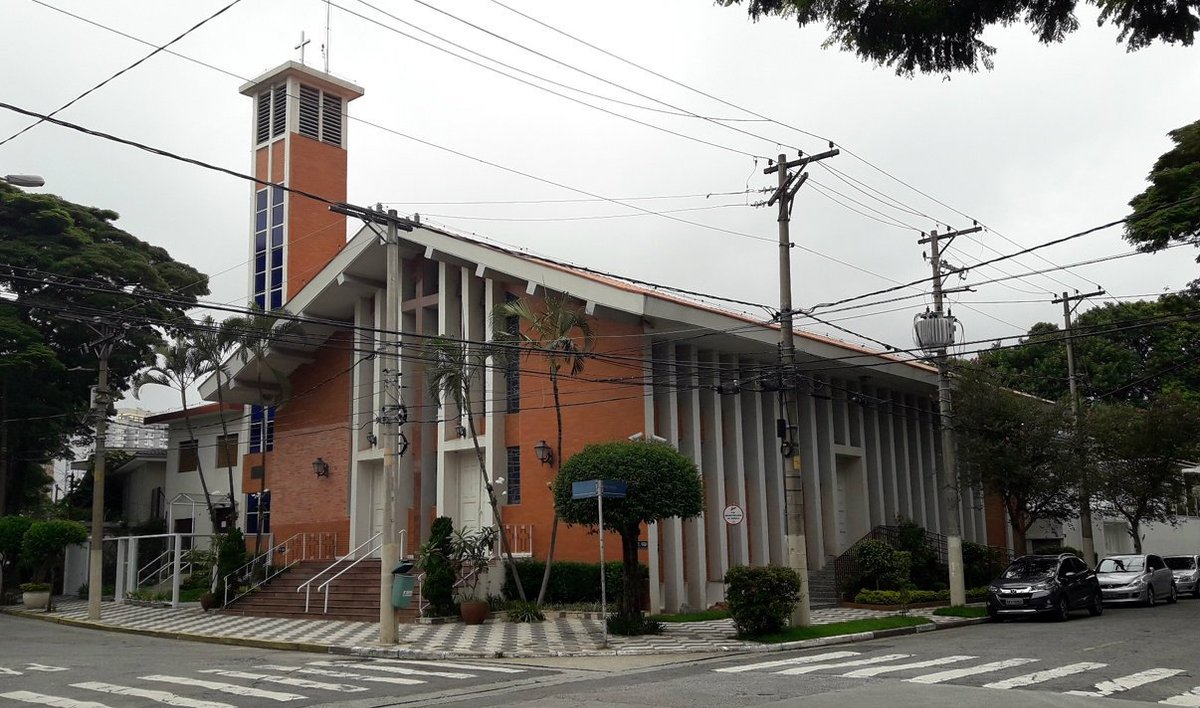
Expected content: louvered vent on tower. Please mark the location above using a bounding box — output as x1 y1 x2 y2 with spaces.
270 84 286 138
255 92 271 144
321 93 343 146
298 85 321 139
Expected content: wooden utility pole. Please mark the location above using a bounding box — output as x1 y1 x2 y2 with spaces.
763 148 837 627
85 325 121 621
1054 289 1104 566
918 226 980 607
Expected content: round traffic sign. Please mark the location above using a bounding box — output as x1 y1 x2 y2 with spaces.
722 504 744 525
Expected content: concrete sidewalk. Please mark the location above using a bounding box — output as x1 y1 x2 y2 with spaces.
1 599 979 659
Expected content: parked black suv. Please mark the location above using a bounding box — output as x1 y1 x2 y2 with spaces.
986 554 1103 622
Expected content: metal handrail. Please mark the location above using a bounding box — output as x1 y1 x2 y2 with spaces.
136 549 173 587
313 530 407 614
222 531 297 606
299 531 380 612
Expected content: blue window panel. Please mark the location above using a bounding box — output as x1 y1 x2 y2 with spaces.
254 292 265 309
255 253 267 273
255 232 266 252
255 189 268 211
249 405 263 452
254 273 266 294
271 226 283 247
506 446 521 505
255 211 267 232
264 407 276 451
270 289 282 310
271 187 284 207
271 204 284 226
270 248 283 268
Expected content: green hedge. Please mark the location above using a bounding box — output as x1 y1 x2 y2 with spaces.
853 586 989 605
500 559 645 604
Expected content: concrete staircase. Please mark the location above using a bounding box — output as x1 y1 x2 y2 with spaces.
221 559 421 623
808 567 840 609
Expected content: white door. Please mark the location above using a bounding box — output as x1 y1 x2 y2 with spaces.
457 454 481 530
371 467 385 543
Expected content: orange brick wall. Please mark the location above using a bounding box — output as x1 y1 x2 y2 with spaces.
242 331 354 554
287 136 348 298
496 293 650 566
985 491 1009 552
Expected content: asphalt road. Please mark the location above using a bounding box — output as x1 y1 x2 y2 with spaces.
4 598 1199 707
0 615 558 707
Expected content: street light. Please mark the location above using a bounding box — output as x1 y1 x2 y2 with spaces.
2 174 45 187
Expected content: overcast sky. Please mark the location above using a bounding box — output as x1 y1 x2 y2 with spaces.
3 0 1198 414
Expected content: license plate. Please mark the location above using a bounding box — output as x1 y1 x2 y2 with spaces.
1002 598 1024 606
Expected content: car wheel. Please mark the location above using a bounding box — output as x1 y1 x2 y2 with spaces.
1088 592 1103 617
1193 582 1200 600
987 611 1003 623
1055 596 1070 621
1168 583 1178 604
1145 585 1157 607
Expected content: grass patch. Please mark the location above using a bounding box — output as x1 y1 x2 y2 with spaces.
651 609 731 623
932 605 988 618
752 615 932 643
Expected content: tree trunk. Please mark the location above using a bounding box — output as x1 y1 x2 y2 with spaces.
1130 520 1143 553
464 387 526 601
181 391 217 526
0 377 8 516
213 369 238 523
536 365 564 607
621 524 641 617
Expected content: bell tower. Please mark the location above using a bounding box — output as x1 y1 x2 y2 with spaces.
239 61 364 307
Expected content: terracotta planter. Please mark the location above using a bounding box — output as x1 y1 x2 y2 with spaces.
459 600 489 625
199 593 219 612
22 591 50 610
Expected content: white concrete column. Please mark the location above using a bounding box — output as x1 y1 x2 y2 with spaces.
740 376 769 565
698 352 728 592
718 359 747 571
643 339 662 613
676 345 707 610
815 380 838 562
799 386 825 567
654 342 685 612
920 397 940 533
862 384 887 528
761 391 786 565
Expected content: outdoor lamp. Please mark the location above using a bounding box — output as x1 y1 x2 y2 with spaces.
312 457 330 478
2 174 44 187
533 439 553 466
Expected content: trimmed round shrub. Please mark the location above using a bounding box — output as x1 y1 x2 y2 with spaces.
724 565 802 637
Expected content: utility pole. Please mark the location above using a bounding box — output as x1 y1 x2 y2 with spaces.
332 203 415 644
764 148 837 627
85 326 121 621
917 226 979 607
1054 289 1104 567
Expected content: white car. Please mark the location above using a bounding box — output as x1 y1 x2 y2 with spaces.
1164 554 1200 598
1096 554 1177 606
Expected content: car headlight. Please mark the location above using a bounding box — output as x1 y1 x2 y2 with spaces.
1029 581 1053 598
988 585 1000 593
1125 576 1147 588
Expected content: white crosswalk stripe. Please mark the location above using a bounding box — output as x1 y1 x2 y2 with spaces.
307 660 475 680
197 669 367 693
256 664 425 686
1161 686 1200 707
842 655 977 678
982 662 1107 690
140 675 305 702
777 654 913 676
906 658 1040 685
369 659 526 674
0 692 112 708
72 682 235 708
1065 668 1186 698
713 651 861 674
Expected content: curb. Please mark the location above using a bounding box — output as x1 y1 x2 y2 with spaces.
1 606 985 659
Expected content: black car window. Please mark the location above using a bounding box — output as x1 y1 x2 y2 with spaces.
1149 556 1163 571
1003 558 1058 579
1165 557 1197 570
1098 557 1144 572
1067 557 1087 573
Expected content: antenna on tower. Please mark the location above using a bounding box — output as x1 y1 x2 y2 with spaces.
323 0 332 72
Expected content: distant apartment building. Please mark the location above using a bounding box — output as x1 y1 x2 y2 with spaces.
104 408 169 450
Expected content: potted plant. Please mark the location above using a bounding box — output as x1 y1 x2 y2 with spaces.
451 526 496 625
20 582 51 610
19 519 87 613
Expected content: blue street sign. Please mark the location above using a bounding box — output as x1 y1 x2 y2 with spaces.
571 479 628 499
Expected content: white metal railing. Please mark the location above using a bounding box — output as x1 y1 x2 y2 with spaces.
299 530 407 614
223 531 337 606
111 533 215 608
500 523 533 558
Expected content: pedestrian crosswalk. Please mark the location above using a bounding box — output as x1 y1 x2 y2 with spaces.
0 658 528 707
714 650 1200 705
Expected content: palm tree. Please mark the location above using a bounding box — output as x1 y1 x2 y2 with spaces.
136 338 217 526
192 315 238 526
491 291 595 606
425 336 527 601
220 303 305 555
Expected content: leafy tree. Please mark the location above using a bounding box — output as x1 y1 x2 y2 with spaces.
424 337 526 601
219 303 304 555
0 183 208 515
20 518 87 610
0 515 33 591
1084 395 1200 552
1125 120 1200 260
720 0 1199 75
977 291 1200 406
954 363 1078 553
136 339 217 525
492 292 595 606
552 439 703 618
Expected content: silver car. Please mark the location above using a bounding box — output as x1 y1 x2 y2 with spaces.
1165 555 1200 598
1096 554 1177 606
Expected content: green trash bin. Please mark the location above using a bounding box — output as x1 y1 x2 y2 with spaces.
391 560 416 609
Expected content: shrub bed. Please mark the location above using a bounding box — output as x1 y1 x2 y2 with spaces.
501 559 645 604
852 586 989 605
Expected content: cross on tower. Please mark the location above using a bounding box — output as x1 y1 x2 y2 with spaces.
295 31 311 65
